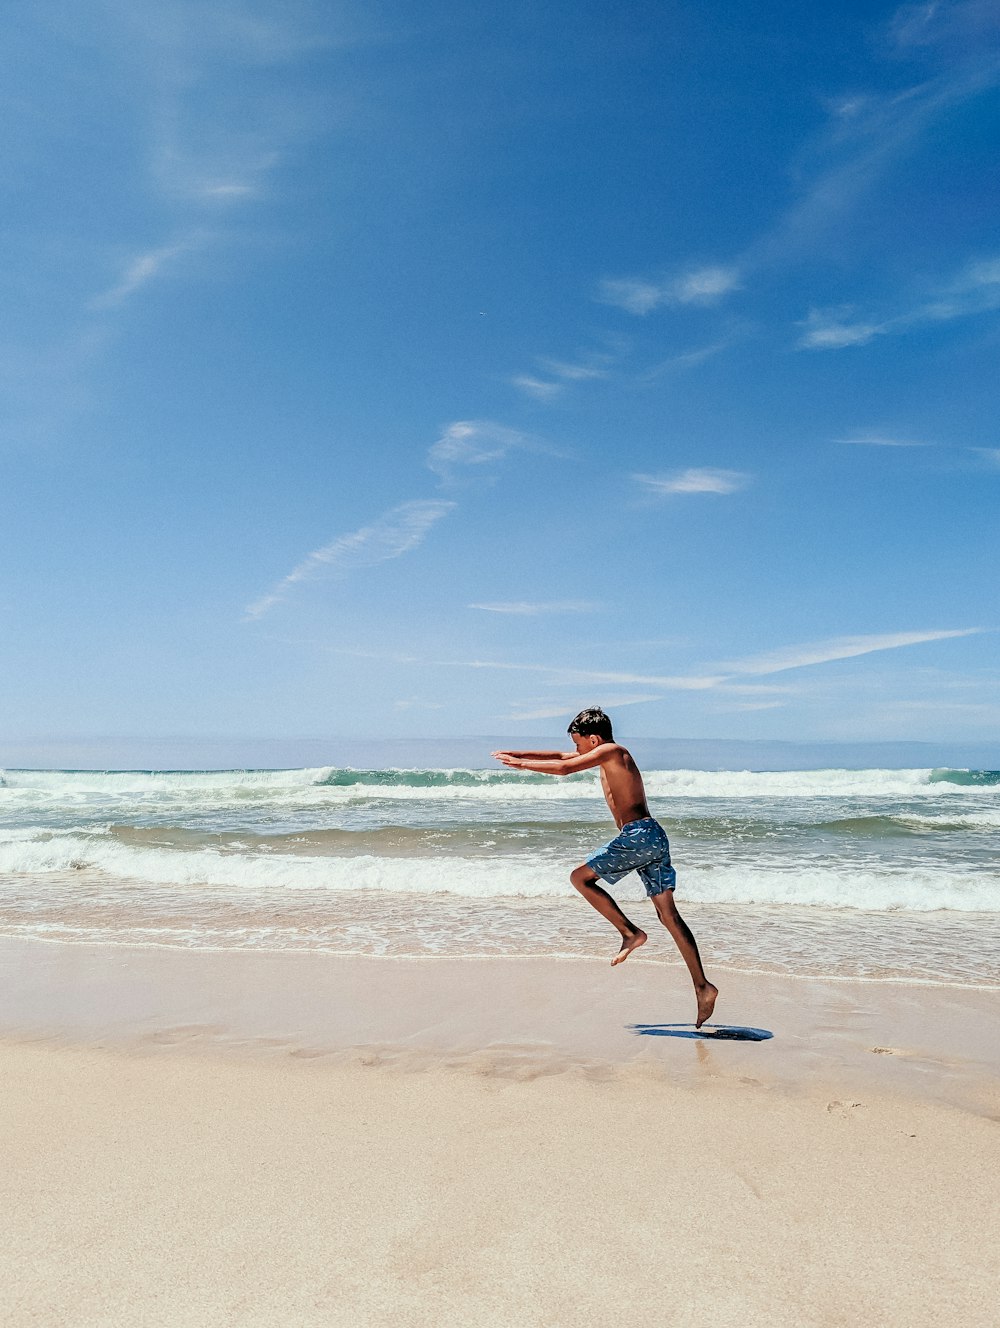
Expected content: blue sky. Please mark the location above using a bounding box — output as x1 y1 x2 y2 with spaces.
2 0 999 748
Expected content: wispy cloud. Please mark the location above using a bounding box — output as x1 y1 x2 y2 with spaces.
310 625 983 703
245 499 455 619
673 266 742 303
249 417 542 617
6 3 339 446
469 600 602 616
572 4 999 376
799 311 887 349
90 239 196 309
465 628 984 688
836 431 932 447
597 265 741 315
633 468 751 496
426 420 530 480
640 336 736 380
720 628 983 676
510 375 563 401
752 5 1000 269
800 253 1000 349
511 352 613 401
322 648 727 692
506 694 659 721
101 2 332 206
889 0 1000 58
710 700 787 713
538 357 610 381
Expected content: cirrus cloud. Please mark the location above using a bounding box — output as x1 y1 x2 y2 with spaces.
633 468 751 496
245 499 455 619
469 600 602 616
426 419 531 480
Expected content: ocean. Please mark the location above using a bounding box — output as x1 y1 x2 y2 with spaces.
2 765 998 987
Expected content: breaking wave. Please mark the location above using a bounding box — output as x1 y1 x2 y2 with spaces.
2 765 998 802
1 831 997 912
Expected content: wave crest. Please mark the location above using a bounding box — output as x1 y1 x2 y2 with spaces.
2 765 998 801
2 834 998 912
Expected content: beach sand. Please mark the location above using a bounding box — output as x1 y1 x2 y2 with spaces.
2 937 998 1326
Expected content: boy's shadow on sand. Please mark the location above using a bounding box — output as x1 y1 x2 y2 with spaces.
630 1023 773 1042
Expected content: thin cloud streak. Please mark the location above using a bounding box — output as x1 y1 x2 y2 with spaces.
721 629 983 676
799 252 1000 349
248 416 539 618
634 469 751 496
511 353 613 402
90 239 195 308
320 647 727 691
460 660 726 690
469 601 602 616
507 694 659 721
837 432 932 447
314 626 984 694
640 337 735 380
510 376 562 401
245 499 455 619
710 700 787 713
538 357 610 381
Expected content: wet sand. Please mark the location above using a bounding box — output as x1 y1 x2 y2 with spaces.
1 936 998 1325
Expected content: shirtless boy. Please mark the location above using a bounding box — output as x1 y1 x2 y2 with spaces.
493 706 718 1028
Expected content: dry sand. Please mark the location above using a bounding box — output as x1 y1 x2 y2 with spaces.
1 937 998 1326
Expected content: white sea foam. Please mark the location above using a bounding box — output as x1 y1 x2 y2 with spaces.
896 810 1000 831
0 767 336 795
2 833 998 912
1 765 995 803
0 835 566 897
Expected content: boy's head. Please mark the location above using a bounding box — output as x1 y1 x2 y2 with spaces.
567 706 614 750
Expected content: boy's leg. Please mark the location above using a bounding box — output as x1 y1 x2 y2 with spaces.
570 864 647 965
651 890 718 1027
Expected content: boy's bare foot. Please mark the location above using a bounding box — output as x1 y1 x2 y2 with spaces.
612 930 647 965
695 982 718 1028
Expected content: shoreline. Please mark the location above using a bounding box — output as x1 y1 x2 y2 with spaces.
2 934 998 1113
6 925 1000 991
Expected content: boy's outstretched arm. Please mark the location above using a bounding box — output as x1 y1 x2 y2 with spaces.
491 749 569 760
495 746 620 776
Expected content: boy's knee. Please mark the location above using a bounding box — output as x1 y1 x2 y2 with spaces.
570 865 596 890
653 892 679 923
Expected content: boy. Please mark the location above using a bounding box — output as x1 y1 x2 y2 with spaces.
493 707 718 1028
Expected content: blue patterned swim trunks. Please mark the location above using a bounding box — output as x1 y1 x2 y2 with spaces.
586 816 676 897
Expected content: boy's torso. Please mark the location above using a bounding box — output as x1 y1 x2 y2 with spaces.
599 746 652 828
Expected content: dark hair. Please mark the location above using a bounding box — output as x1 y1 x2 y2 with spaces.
567 706 614 742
